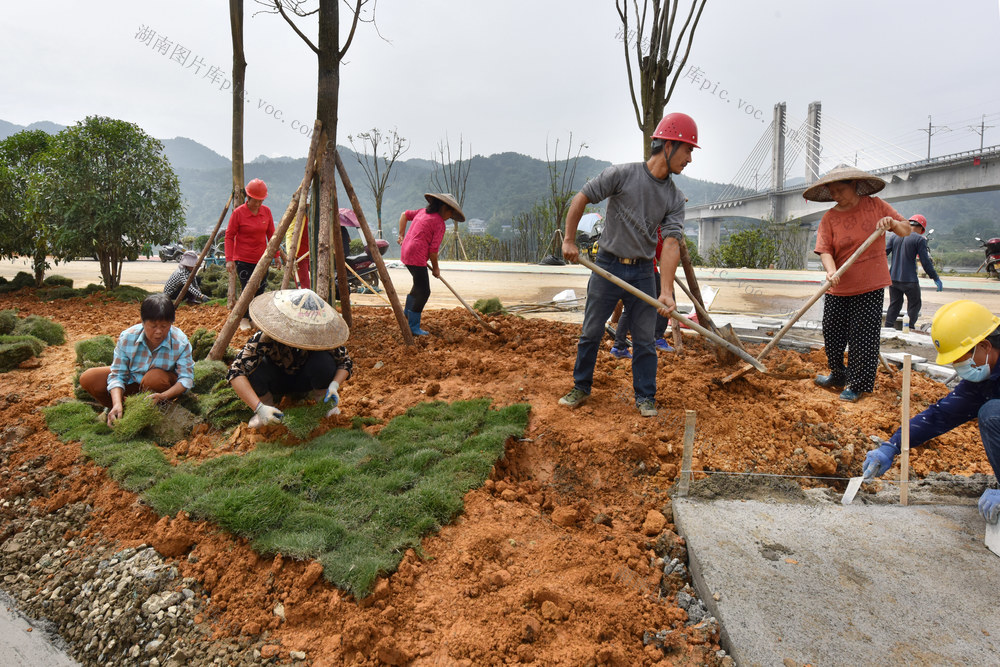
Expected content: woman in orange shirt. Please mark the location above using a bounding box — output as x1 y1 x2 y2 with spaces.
805 166 910 402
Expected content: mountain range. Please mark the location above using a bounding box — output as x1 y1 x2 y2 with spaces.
3 120 998 246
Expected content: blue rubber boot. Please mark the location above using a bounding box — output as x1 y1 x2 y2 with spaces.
406 308 429 336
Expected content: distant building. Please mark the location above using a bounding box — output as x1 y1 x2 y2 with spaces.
467 218 487 235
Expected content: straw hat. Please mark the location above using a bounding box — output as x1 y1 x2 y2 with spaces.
248 289 349 350
424 192 466 222
179 251 198 269
802 165 886 202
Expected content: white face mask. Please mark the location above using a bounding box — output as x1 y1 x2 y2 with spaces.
954 344 992 382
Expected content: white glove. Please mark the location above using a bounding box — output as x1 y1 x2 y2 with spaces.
254 403 284 425
324 380 340 405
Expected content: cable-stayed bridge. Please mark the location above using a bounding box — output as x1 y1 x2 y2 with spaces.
686 102 1000 256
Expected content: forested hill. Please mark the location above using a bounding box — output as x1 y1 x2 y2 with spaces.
171 148 734 237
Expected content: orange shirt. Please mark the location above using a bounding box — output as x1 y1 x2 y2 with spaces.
814 196 902 296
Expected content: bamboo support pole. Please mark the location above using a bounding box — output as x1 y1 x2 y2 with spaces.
900 354 912 506
208 120 323 361
281 184 312 290
677 410 697 497
334 151 413 345
345 263 391 305
174 193 232 307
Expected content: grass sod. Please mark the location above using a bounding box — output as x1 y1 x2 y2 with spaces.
13 314 65 345
75 335 115 366
44 397 529 597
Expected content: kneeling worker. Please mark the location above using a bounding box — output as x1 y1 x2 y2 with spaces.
80 293 194 425
227 289 353 428
163 251 210 304
863 300 1000 523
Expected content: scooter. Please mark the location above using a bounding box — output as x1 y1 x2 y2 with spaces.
158 242 186 263
337 239 389 293
975 237 1000 280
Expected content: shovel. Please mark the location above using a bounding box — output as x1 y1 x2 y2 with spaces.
841 475 865 505
575 255 766 372
721 227 887 384
432 266 503 338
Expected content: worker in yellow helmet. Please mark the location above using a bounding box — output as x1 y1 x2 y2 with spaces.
862 300 1000 524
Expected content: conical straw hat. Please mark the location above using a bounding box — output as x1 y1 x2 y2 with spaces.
424 192 466 222
248 289 349 350
802 165 886 202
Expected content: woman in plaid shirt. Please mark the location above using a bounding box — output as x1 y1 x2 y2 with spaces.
79 294 194 425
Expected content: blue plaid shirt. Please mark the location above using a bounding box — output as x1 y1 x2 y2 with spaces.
107 323 194 392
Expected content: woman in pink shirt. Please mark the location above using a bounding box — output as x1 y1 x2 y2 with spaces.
397 193 465 336
805 166 910 402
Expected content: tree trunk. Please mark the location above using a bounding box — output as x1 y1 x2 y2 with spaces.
230 0 246 207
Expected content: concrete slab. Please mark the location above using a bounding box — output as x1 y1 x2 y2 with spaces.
673 498 1000 666
0 590 78 666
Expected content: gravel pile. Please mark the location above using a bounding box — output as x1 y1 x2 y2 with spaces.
0 441 284 665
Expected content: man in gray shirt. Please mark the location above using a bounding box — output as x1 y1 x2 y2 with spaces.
559 112 699 417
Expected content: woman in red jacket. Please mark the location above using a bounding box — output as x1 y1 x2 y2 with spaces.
225 179 283 330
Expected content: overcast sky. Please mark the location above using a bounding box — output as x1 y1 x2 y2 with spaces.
4 1 999 185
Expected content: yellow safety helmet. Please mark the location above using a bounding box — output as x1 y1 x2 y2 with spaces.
931 300 1000 364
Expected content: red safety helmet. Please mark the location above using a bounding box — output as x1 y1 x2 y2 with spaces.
245 178 268 200
652 113 700 148
908 214 927 229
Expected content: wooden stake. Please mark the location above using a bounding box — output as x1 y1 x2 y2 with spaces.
281 185 312 290
900 354 912 506
334 151 414 345
208 120 323 361
174 193 232 307
677 410 697 497
345 262 391 305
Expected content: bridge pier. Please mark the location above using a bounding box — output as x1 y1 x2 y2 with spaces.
697 219 721 258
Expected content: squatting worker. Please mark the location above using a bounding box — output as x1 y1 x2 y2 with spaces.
805 165 910 402
559 112 697 418
227 289 353 429
863 301 1000 525
397 193 465 337
884 213 942 332
225 178 285 331
163 251 210 304
79 294 194 425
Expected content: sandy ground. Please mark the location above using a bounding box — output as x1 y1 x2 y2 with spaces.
1 258 998 664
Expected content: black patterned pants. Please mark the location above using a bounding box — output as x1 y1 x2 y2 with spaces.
821 288 884 393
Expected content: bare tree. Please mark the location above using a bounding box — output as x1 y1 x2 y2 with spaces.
257 0 372 310
348 127 409 239
546 133 586 257
430 135 473 260
617 0 708 158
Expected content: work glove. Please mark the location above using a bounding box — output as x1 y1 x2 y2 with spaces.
324 380 340 405
979 489 1000 524
862 441 900 480
934 279 943 292
254 403 284 425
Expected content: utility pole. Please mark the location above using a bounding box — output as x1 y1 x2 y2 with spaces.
969 114 994 151
919 115 949 160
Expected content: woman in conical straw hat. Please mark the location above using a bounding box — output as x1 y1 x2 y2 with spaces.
397 193 465 336
805 165 910 402
227 289 353 428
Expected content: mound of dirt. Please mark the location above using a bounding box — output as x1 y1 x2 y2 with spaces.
0 291 987 665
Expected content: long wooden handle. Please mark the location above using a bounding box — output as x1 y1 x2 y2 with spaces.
753 227 886 362
433 268 502 336
576 255 766 372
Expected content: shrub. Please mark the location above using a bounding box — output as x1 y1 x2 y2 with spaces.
37 286 79 301
0 310 17 335
0 272 35 294
106 285 150 303
0 341 35 372
43 275 74 288
75 335 115 366
14 315 65 345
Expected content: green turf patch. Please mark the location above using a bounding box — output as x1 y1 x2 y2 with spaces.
75 335 115 366
281 402 330 439
473 297 507 315
44 397 529 597
13 315 65 345
0 310 17 335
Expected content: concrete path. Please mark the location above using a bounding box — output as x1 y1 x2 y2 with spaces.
0 591 78 666
673 497 1000 666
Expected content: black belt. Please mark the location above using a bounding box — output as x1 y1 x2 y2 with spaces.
598 251 652 265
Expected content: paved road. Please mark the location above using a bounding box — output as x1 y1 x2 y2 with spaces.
0 591 78 666
4 258 998 327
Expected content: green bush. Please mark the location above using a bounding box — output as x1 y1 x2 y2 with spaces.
14 315 65 345
106 285 150 303
0 272 35 294
75 335 115 366
37 286 79 301
0 310 18 335
81 283 105 295
43 275 74 288
189 328 217 362
0 334 46 356
0 341 35 372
